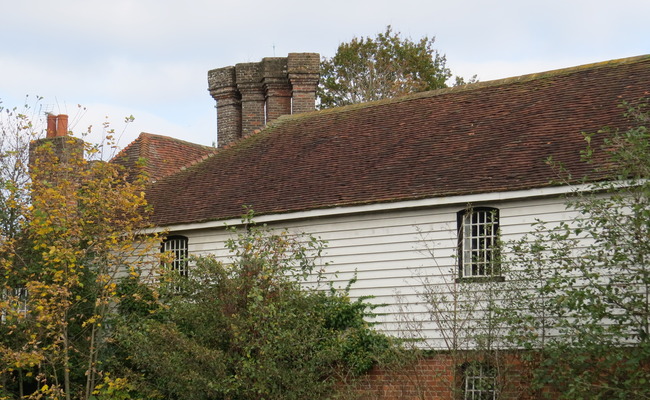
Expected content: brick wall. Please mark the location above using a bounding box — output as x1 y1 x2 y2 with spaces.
351 352 539 400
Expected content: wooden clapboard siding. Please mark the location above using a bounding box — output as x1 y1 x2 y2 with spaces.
164 193 583 348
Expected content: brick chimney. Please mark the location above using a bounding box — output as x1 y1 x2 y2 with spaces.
288 53 320 114
29 114 86 216
236 62 266 138
208 53 319 148
30 114 84 167
262 57 292 122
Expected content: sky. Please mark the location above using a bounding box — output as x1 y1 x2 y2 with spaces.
1 0 649 154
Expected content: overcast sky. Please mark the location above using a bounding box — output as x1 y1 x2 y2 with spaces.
1 0 649 152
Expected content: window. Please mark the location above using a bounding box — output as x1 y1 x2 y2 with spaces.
463 362 497 400
1 287 29 323
161 235 189 278
458 207 501 279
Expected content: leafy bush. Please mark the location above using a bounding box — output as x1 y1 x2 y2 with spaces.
113 214 394 399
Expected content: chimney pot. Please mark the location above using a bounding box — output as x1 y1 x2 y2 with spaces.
56 115 68 137
46 114 57 138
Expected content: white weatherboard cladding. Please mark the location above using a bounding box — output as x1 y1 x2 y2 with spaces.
168 194 578 349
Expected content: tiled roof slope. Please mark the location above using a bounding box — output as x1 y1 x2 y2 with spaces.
147 55 650 227
112 132 217 182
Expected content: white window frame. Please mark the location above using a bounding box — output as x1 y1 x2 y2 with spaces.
458 207 500 279
161 235 189 278
463 362 497 400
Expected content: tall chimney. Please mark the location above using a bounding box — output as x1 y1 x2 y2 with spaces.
262 57 292 123
208 53 320 148
209 67 242 148
30 114 83 167
236 62 265 138
288 53 320 114
29 114 85 217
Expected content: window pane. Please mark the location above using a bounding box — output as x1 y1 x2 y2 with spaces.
464 363 496 400
460 209 499 278
162 236 189 277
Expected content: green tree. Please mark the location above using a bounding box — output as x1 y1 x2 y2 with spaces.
113 212 395 400
499 98 650 399
0 100 160 400
318 26 474 109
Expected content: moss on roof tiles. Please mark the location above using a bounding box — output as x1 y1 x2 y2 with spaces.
145 55 650 227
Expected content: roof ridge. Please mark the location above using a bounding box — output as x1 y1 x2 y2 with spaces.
139 132 216 150
146 134 218 178
111 131 216 162
454 54 650 91
223 55 650 147
263 54 650 130
178 151 218 172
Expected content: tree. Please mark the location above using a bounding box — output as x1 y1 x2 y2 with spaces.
498 98 650 399
318 26 474 109
112 212 395 400
0 99 160 399
0 97 38 241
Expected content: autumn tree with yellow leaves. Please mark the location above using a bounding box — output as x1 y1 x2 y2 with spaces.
0 99 160 400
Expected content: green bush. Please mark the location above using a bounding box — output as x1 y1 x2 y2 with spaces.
112 215 395 399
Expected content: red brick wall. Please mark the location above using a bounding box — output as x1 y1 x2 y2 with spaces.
352 352 539 400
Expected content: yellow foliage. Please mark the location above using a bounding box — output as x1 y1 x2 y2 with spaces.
0 111 163 398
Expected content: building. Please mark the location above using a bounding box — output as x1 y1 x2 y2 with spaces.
115 54 650 398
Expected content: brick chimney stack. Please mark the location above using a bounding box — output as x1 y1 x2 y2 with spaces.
208 52 319 148
30 114 84 167
262 57 292 122
208 67 242 149
288 53 320 114
236 62 266 138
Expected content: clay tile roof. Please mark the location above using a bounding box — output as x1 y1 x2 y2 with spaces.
112 132 217 182
147 55 650 227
